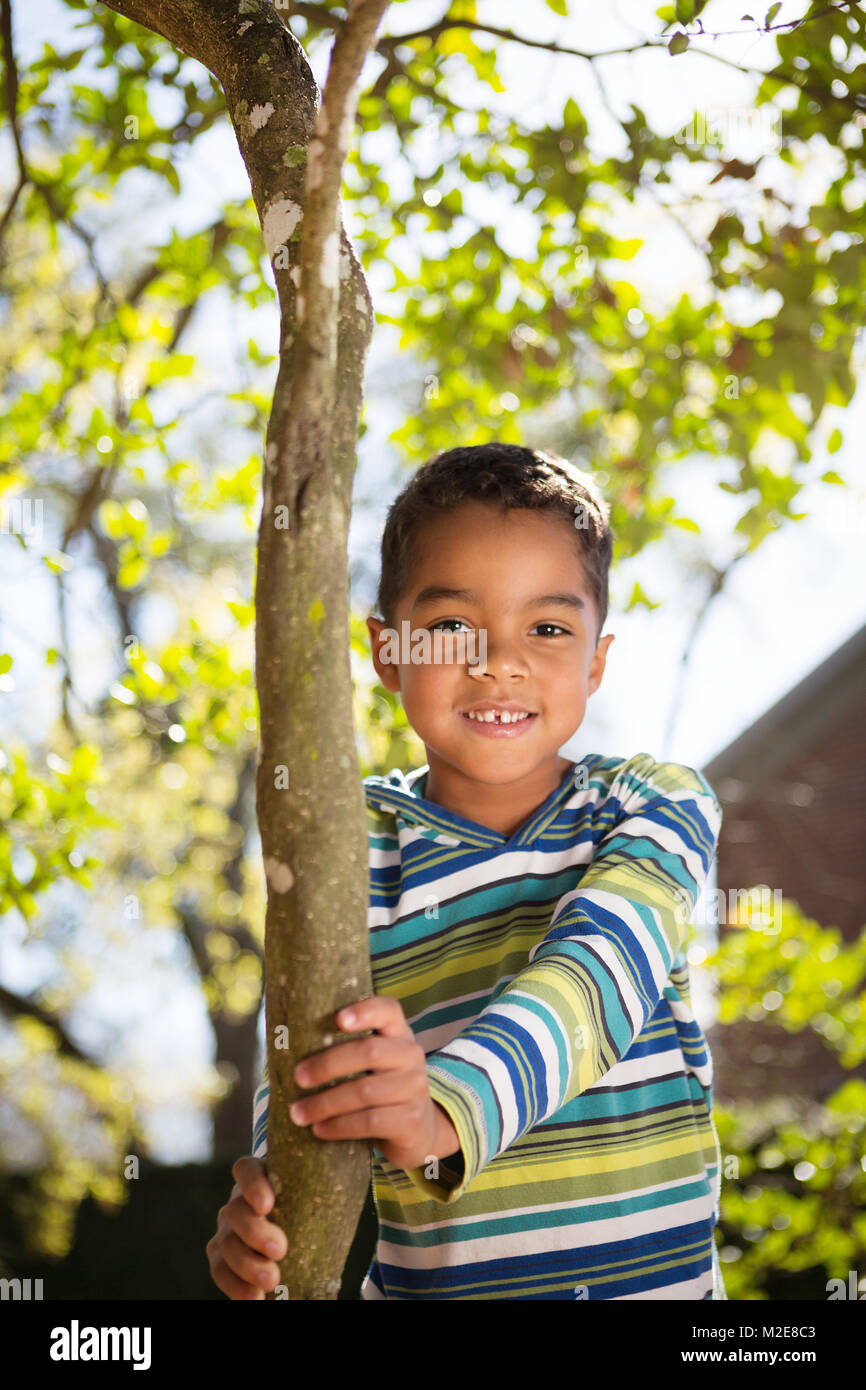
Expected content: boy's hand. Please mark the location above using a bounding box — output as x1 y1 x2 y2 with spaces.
291 994 460 1172
206 1157 287 1300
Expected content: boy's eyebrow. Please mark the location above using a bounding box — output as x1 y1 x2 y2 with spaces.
411 586 586 612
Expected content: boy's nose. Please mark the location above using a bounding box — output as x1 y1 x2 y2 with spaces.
467 637 529 678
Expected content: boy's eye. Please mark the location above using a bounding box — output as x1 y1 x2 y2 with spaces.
430 620 569 638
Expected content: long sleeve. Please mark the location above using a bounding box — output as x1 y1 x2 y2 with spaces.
251 1062 269 1159
402 757 722 1204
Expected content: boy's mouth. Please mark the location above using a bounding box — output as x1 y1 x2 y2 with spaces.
459 704 538 737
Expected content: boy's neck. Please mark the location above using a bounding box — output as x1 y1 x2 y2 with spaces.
421 754 574 837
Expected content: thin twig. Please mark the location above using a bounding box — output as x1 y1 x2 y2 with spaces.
0 0 27 242
293 0 862 62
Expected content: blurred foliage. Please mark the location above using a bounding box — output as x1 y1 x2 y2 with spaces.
0 1015 134 1257
0 0 864 1282
0 740 108 921
704 897 866 1300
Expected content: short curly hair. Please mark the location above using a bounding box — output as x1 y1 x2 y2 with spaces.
375 443 613 643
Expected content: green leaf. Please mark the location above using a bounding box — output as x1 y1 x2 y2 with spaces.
607 237 643 260
43 553 73 575
118 554 147 589
99 500 126 539
129 398 154 426
544 0 568 12
668 31 689 54
437 28 481 58
825 378 849 408
147 355 195 386
826 429 842 455
626 580 662 611
820 470 845 485
765 2 781 23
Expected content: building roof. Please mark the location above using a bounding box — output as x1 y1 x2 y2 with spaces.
702 620 866 787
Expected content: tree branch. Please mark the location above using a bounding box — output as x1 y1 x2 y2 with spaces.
291 0 863 62
0 0 27 243
0 982 92 1064
0 982 155 1155
0 0 114 294
95 0 391 1302
274 0 390 492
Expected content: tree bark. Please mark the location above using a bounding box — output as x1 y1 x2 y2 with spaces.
98 0 390 1297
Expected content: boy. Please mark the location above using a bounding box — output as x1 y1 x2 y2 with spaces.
206 442 726 1300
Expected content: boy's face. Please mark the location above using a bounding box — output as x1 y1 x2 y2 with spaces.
367 501 614 804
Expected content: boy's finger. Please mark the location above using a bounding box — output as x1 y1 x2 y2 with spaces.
232 1156 274 1213
210 1255 265 1301
336 994 412 1040
294 1033 417 1091
292 1067 415 1130
227 1191 288 1260
221 1229 281 1291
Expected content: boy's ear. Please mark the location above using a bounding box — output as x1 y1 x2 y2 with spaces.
587 632 614 697
366 615 401 693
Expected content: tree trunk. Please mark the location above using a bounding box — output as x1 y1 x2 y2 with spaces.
100 0 389 1297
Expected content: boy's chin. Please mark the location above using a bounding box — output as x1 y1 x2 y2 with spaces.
430 744 565 778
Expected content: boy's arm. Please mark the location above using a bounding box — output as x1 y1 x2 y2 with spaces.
402 755 722 1204
251 1064 269 1159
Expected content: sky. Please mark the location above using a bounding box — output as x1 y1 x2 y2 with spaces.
1 0 864 1163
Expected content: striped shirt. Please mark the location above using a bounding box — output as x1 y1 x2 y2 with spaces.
252 752 727 1300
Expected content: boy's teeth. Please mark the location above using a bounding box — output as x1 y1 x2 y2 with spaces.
467 710 530 723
